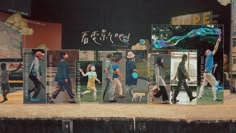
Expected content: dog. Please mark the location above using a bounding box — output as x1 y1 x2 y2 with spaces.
130 88 146 102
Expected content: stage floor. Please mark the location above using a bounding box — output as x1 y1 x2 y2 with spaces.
0 90 235 121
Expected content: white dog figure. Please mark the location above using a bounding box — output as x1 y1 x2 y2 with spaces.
130 88 145 102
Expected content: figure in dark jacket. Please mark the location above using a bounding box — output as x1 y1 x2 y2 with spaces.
171 54 196 104
50 52 75 103
126 52 137 85
126 51 138 96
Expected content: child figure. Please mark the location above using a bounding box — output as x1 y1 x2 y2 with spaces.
0 63 22 103
80 64 101 100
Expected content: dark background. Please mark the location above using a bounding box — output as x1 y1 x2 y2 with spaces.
0 0 31 16
0 0 231 52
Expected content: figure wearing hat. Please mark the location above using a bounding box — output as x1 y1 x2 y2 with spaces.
126 51 138 93
28 50 45 102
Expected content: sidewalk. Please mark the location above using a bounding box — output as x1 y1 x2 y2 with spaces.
0 90 235 121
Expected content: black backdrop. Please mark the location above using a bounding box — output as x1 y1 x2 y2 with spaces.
1 0 230 53
0 0 31 16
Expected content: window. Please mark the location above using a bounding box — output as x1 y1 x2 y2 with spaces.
233 56 236 64
233 39 236 47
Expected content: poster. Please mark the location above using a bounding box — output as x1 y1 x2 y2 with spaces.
152 25 224 104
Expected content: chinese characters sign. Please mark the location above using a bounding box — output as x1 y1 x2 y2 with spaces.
81 29 131 46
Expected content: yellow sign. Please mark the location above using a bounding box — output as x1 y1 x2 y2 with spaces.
171 11 212 25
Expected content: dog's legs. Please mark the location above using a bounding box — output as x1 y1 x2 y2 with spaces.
139 96 142 102
135 96 138 102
